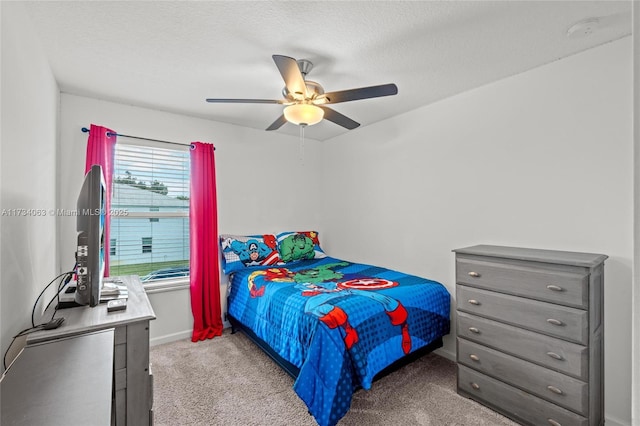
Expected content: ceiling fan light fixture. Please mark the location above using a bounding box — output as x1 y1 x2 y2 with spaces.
207 55 397 131
284 104 324 126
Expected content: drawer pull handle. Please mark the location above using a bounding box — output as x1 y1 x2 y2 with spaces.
547 419 562 426
546 351 564 360
546 318 564 326
469 354 480 361
546 285 564 292
468 327 480 334
470 382 480 390
468 299 480 305
468 272 481 278
547 385 563 395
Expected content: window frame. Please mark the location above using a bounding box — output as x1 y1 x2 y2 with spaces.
148 207 160 223
110 238 117 256
109 138 191 292
141 237 153 254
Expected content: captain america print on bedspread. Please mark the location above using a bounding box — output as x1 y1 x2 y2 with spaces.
227 256 450 426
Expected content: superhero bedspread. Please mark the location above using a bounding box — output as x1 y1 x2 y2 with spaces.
227 256 450 426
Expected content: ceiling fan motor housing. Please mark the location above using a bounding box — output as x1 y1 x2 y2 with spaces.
282 80 324 100
297 59 314 76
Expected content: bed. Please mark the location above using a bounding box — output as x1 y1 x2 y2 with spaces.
221 232 450 426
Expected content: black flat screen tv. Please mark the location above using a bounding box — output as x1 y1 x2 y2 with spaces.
74 164 106 307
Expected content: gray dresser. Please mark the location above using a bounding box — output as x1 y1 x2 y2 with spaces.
27 275 156 426
453 245 606 426
2 329 114 426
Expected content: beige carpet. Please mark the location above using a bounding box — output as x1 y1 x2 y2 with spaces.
150 330 518 426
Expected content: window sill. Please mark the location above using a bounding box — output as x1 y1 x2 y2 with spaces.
142 277 190 294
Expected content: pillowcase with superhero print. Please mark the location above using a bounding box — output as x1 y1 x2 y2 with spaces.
219 234 281 275
276 231 327 264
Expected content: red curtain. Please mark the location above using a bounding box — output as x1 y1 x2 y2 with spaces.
189 142 223 341
84 124 116 277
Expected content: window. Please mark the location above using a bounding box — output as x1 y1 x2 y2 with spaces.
142 237 153 254
110 238 117 256
109 142 190 282
149 207 159 223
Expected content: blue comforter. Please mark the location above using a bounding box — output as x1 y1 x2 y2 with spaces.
227 256 450 426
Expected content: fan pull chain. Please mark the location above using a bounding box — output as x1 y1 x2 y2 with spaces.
299 125 305 162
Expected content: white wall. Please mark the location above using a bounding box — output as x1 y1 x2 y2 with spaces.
0 2 59 361
58 93 324 343
632 3 639 425
321 38 633 425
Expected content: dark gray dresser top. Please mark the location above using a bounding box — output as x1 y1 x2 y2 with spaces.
453 245 608 268
1 329 114 425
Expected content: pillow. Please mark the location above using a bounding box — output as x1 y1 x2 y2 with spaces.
219 234 281 275
276 231 327 264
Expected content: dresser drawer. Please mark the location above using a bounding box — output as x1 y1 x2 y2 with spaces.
114 367 127 391
114 342 127 370
457 312 588 379
114 326 127 345
456 256 588 308
457 338 588 415
457 286 588 344
458 365 588 426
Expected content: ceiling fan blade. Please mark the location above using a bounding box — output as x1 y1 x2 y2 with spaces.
206 98 284 104
266 114 288 131
272 55 307 98
323 83 398 104
319 106 360 130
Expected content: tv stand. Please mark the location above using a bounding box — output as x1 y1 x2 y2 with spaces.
27 275 156 426
2 329 114 425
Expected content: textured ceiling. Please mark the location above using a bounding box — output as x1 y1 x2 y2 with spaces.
22 1 632 141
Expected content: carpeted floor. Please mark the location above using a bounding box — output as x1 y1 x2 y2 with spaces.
150 330 518 425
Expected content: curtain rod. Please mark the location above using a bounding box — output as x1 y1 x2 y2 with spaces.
80 127 211 150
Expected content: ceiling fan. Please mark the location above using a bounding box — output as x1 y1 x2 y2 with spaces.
206 55 398 131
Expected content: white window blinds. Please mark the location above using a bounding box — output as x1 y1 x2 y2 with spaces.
109 142 190 282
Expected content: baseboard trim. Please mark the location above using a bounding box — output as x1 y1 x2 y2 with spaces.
150 330 191 346
434 347 455 362
150 322 234 347
604 414 629 426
